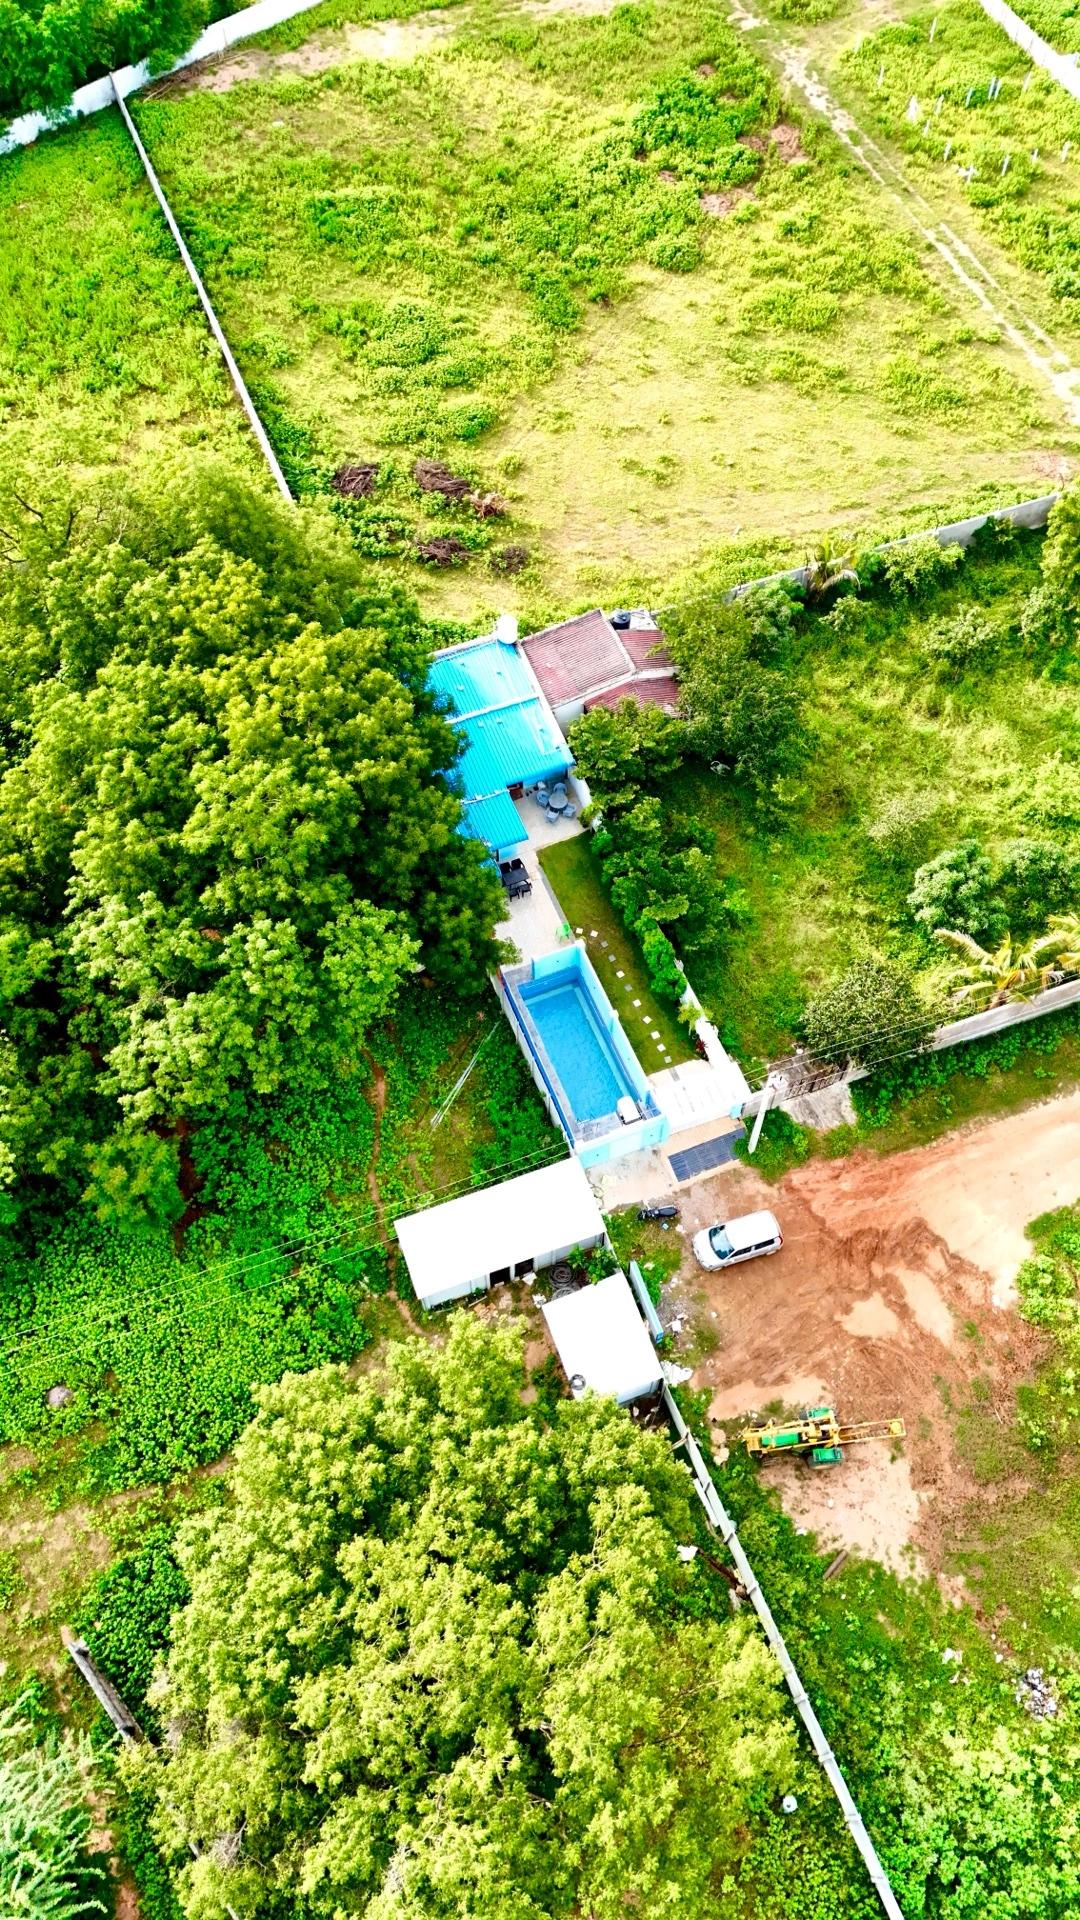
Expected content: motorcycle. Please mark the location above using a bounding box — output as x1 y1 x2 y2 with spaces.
638 1203 678 1222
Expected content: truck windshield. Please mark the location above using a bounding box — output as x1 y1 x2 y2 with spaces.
708 1226 734 1259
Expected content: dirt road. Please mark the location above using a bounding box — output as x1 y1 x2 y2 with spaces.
676 1090 1080 1576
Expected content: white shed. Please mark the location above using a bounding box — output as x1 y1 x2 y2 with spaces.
541 1270 663 1406
394 1157 606 1311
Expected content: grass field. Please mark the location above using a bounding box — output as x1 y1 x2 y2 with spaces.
654 528 1080 1072
113 0 1071 617
838 0 1080 316
538 834 694 1067
0 112 251 480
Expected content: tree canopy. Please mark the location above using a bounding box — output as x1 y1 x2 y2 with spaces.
0 0 213 121
0 461 502 1227
0 1694 103 1920
139 1318 793 1919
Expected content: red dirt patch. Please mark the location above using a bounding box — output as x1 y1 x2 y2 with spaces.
771 121 808 162
665 1103 1068 1597
699 188 755 216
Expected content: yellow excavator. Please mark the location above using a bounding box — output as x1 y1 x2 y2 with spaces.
743 1405 905 1468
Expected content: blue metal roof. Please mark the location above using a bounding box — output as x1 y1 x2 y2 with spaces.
430 637 572 851
459 791 527 854
429 638 537 718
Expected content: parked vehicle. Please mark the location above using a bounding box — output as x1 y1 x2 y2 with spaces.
638 1203 678 1222
692 1209 783 1270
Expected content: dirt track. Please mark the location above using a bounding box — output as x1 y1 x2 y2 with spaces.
678 1091 1080 1577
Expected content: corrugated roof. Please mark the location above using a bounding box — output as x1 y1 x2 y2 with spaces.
429 637 571 851
395 1157 601 1298
459 791 527 852
454 703 569 799
429 638 537 717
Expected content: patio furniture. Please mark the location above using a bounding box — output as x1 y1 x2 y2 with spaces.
534 785 550 808
550 781 568 802
561 803 577 822
508 875 532 900
544 807 562 825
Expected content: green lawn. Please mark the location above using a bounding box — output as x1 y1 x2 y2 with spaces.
0 112 250 479
538 834 693 1070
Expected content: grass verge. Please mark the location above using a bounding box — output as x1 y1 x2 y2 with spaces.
538 834 693 1068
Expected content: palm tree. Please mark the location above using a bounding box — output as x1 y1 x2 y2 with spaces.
1047 913 1080 972
934 927 1065 1006
804 535 860 603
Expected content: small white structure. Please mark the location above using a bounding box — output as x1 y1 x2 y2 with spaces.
542 1271 664 1405
394 1158 605 1312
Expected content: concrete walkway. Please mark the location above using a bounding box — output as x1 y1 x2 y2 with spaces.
496 795 583 962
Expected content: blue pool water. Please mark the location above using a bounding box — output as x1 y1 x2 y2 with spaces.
522 977 636 1121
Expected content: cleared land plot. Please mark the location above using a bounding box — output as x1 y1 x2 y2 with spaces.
669 1092 1079 1627
127 0 1069 616
840 0 1080 323
0 113 250 478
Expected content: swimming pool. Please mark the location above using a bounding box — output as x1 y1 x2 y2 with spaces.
499 944 669 1167
520 975 635 1122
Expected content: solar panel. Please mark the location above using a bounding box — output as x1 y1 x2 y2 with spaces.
668 1129 745 1181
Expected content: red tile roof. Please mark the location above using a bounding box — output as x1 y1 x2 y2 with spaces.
521 610 631 704
584 674 680 713
621 625 673 672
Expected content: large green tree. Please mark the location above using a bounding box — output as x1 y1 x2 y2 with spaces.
0 1694 103 1920
0 461 501 1224
137 1318 793 1919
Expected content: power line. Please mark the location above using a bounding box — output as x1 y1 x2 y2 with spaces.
2 1138 566 1365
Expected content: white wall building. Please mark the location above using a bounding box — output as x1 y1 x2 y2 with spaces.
394 1157 606 1311
541 1270 664 1405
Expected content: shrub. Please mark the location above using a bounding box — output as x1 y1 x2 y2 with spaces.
996 839 1080 935
908 842 1005 943
637 916 686 1003
879 533 965 597
921 604 998 671
866 792 940 870
803 958 933 1070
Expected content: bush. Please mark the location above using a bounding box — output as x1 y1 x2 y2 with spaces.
996 839 1079 935
866 792 940 869
879 533 964 598
76 1525 188 1722
908 842 1005 943
803 958 932 1069
921 604 998 671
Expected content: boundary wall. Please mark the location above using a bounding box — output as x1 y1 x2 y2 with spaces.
663 1387 907 1920
0 0 328 154
976 0 1080 102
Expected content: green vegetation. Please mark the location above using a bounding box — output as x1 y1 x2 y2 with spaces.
120 0 1062 613
0 981 558 1491
0 460 502 1235
843 0 1080 314
848 1000 1080 1149
0 1691 106 1919
652 523 1080 1069
135 1319 793 1919
0 0 227 119
0 113 246 479
538 835 692 1069
708 1423 1080 1920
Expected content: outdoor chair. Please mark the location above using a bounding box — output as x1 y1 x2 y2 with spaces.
535 785 550 808
550 781 568 802
561 803 577 822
